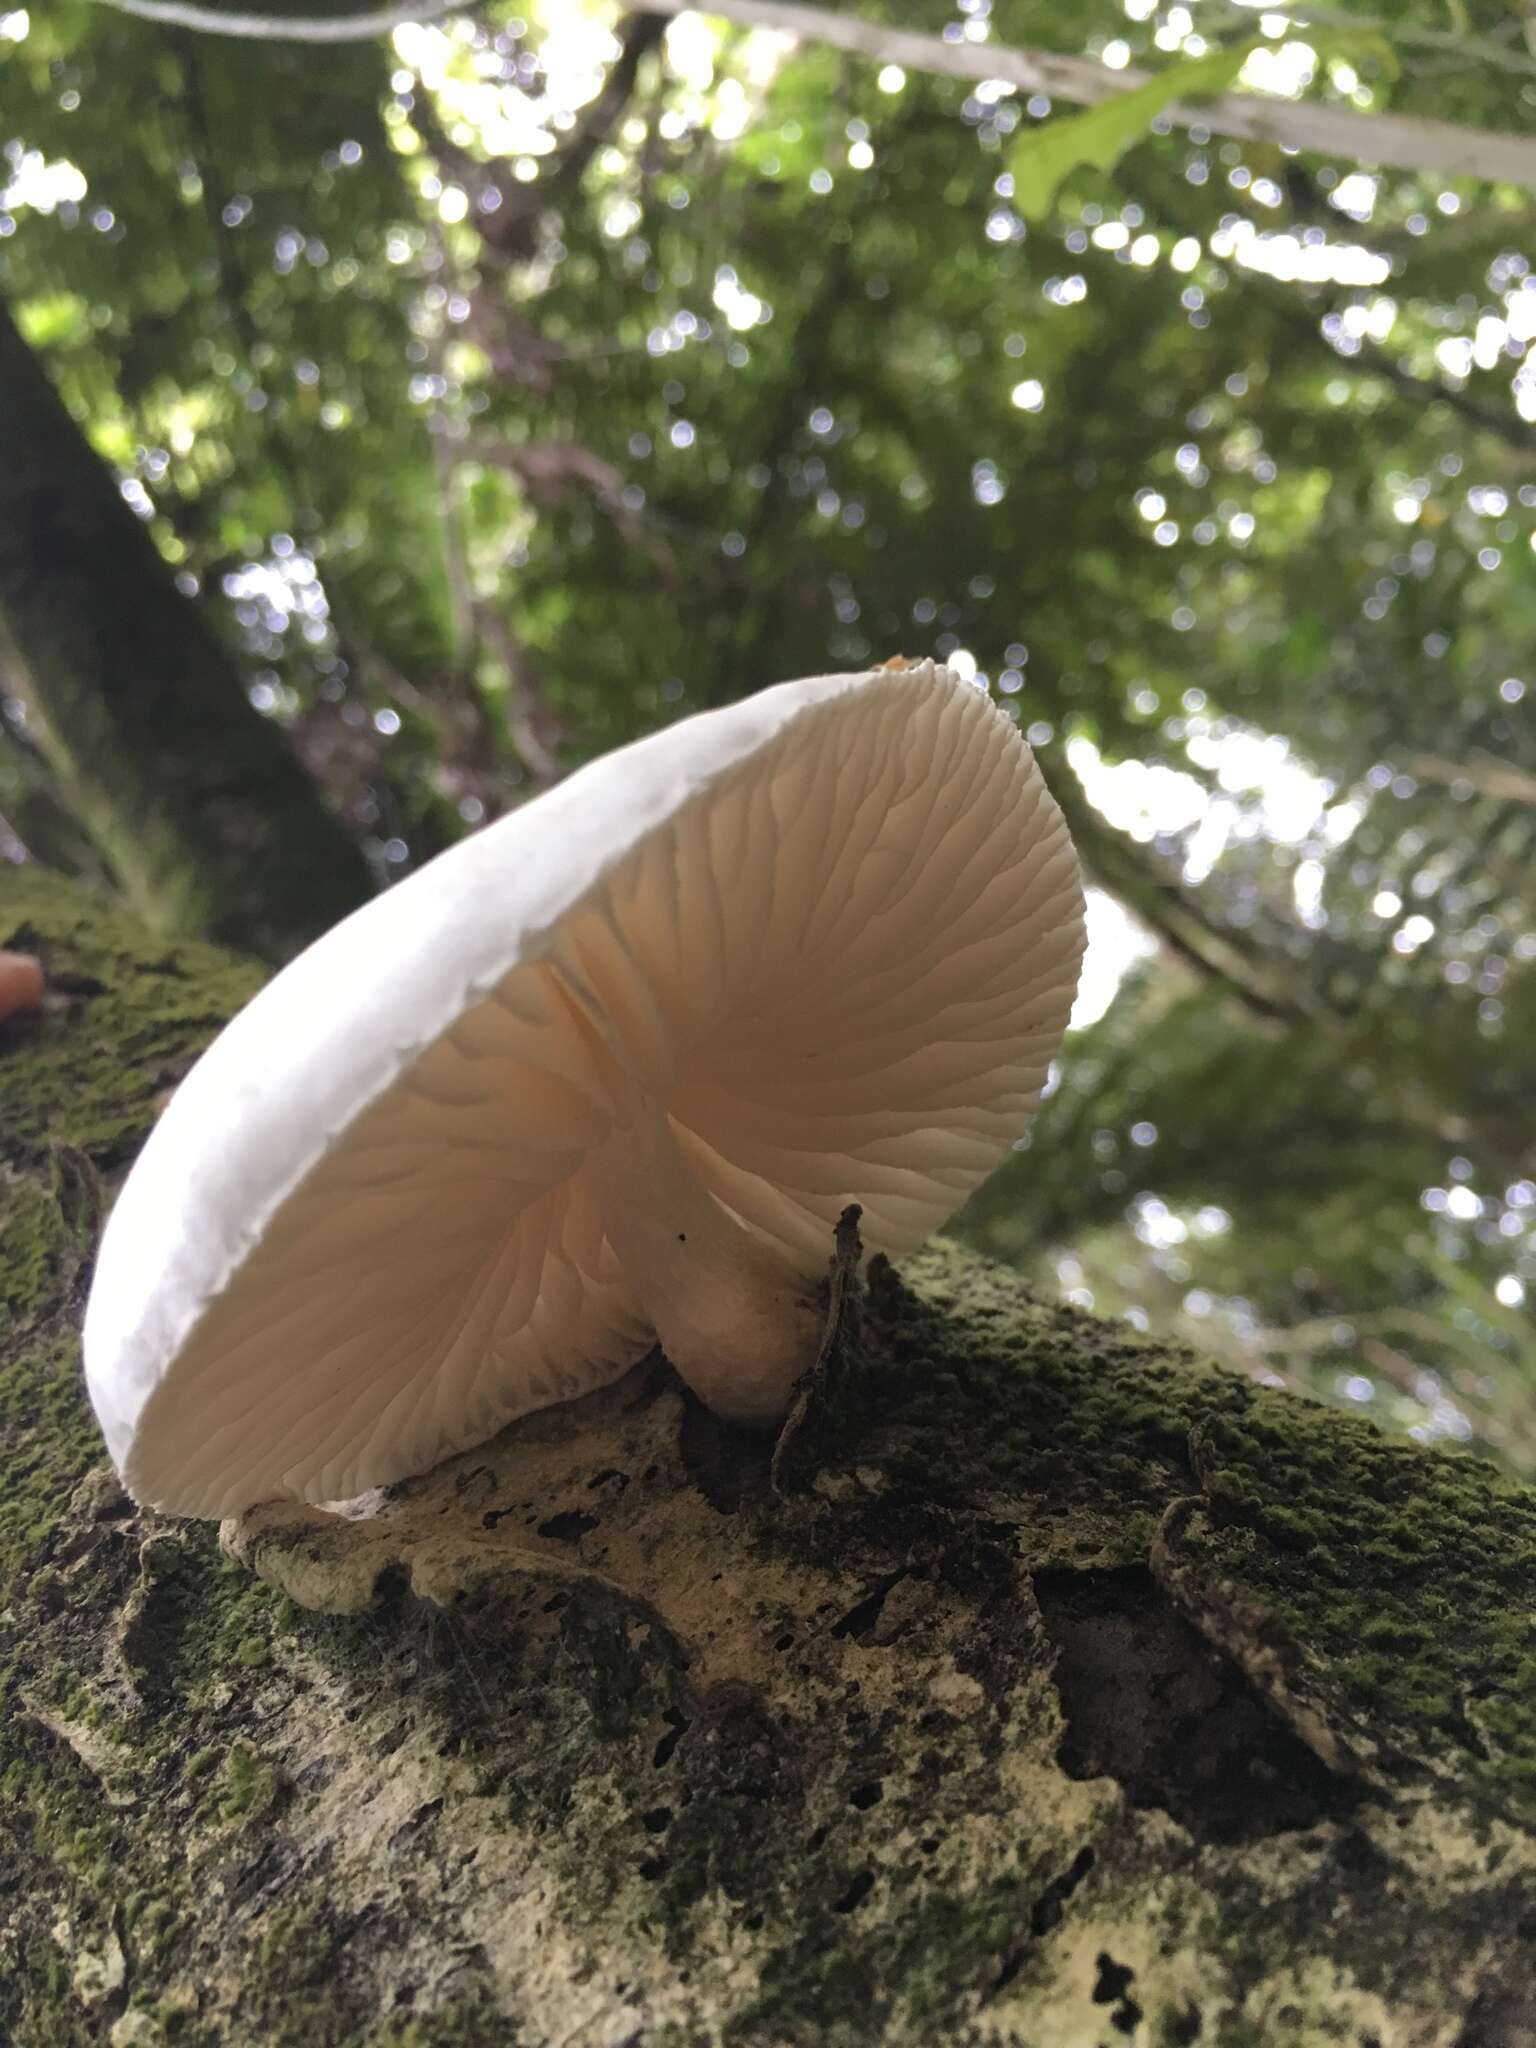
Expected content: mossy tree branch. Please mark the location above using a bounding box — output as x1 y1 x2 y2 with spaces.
3 865 1536 2047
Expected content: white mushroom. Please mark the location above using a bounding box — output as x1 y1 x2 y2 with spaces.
83 661 1085 1517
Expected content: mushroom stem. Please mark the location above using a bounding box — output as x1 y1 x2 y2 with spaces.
587 1096 823 1427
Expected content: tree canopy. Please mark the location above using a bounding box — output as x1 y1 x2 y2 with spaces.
3 0 1535 1463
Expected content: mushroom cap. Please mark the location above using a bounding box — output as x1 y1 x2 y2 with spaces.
0 951 45 1021
83 662 1085 1517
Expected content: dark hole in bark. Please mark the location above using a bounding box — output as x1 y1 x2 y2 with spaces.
679 1395 773 1514
830 1571 909 1643
1028 1844 1094 1939
587 1468 630 1492
848 1780 883 1810
833 1870 875 1914
1092 1954 1143 2035
994 1846 1097 1991
653 1710 690 1768
1093 1954 1135 2005
1166 2004 1203 2045
1035 1564 1358 1845
637 1856 667 1880
371 1564 411 1613
536 1509 599 1543
641 1806 672 1833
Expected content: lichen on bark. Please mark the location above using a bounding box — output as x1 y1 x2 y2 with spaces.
3 864 1536 2047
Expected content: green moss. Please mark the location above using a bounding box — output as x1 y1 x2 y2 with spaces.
781 1244 1536 1827
0 1325 101 1604
239 1892 377 2047
0 874 277 2047
816 1245 1239 1521
168 1553 287 1698
363 1994 523 2048
113 1531 289 1717
0 1169 66 1322
0 1696 201 2048
553 1582 689 1742
215 1743 280 1824
731 1873 1030 2046
1174 1410 1536 1822
255 1899 336 1983
1 869 264 1163
0 870 263 1608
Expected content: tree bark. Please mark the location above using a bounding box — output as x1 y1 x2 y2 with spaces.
0 298 372 963
3 864 1536 2047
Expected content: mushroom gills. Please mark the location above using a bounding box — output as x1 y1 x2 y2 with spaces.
585 1094 824 1427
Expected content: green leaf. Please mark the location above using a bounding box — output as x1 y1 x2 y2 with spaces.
1010 26 1406 223
1011 43 1258 222
14 292 91 351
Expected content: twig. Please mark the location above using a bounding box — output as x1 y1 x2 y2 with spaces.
771 1203 864 1496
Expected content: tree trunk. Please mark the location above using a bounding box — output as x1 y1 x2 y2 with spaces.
0 299 372 962
3 865 1535 2048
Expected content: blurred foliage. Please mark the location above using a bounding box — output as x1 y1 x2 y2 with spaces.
3 0 1535 1462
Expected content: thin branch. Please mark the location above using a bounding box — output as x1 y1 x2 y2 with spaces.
92 0 465 37
1350 339 1536 455
1129 161 1536 462
469 605 563 785
1048 777 1317 1024
429 424 474 662
1252 279 1536 458
628 0 1536 189
92 0 1536 187
542 14 667 208
1405 753 1536 806
1216 0 1536 81
407 12 663 268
